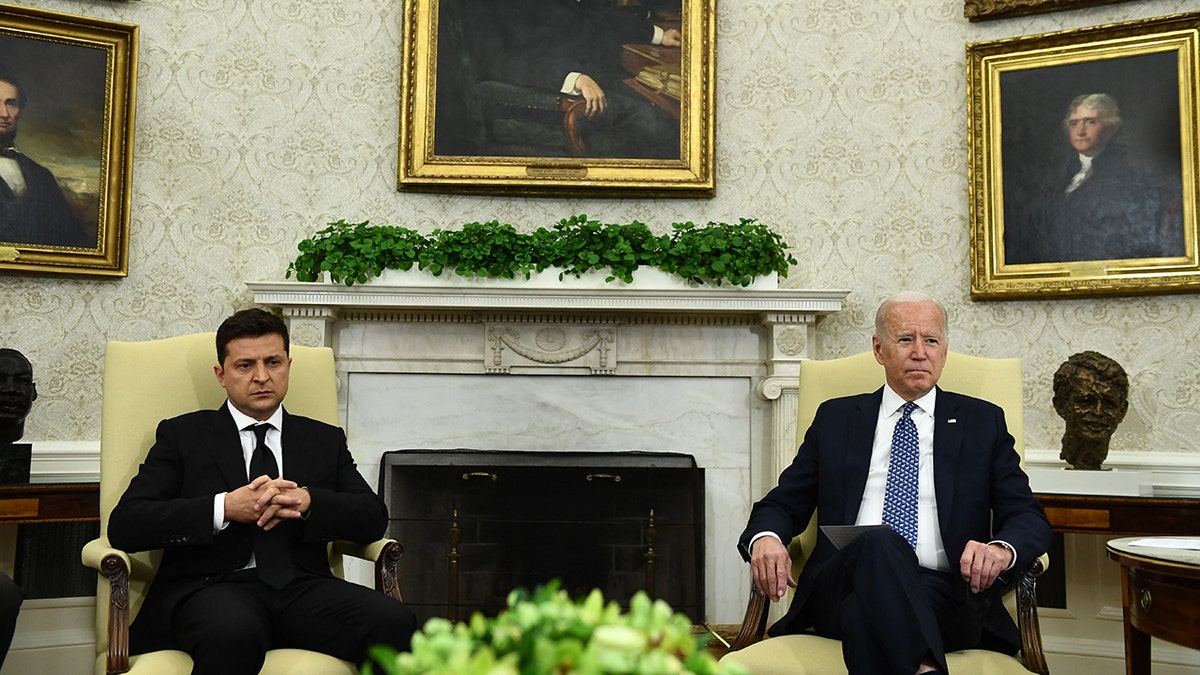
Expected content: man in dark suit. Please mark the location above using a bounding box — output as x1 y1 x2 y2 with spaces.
461 0 681 159
1006 93 1183 264
108 309 416 675
0 72 89 248
739 291 1051 675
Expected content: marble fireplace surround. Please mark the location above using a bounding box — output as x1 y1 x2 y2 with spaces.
248 280 847 622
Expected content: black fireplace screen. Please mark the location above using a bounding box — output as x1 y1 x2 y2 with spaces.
377 449 705 624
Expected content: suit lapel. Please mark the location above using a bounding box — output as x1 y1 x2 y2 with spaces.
202 407 252 488
843 389 883 523
279 408 310 483
932 387 963 537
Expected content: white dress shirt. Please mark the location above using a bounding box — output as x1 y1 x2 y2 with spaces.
212 402 285 533
856 386 949 571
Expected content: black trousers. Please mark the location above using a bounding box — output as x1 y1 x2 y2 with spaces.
801 528 981 675
172 569 417 675
0 571 22 669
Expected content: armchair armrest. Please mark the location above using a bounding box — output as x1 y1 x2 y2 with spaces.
1017 554 1049 675
81 536 132 675
83 536 405 674
332 538 405 601
727 585 771 652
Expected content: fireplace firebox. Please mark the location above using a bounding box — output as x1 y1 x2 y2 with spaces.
378 450 705 623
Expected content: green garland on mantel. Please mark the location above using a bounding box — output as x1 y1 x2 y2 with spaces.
285 214 798 287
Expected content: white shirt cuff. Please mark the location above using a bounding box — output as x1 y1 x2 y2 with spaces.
988 539 1017 571
214 493 229 533
749 531 783 551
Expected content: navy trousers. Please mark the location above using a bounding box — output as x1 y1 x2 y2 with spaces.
801 528 983 675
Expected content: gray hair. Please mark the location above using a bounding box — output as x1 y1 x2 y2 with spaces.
873 291 948 340
1064 93 1123 132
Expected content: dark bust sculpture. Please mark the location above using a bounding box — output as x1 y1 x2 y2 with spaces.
0 348 36 445
0 348 28 665
1052 350 1129 470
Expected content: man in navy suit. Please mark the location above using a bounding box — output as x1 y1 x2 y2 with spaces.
739 291 1051 675
109 309 416 675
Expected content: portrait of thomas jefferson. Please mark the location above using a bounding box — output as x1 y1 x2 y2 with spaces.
999 53 1186 266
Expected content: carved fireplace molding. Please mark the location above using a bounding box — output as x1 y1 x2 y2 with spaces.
248 281 846 462
247 280 847 621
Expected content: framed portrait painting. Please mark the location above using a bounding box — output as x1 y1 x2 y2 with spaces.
0 4 137 277
967 13 1200 299
964 0 1136 22
398 0 715 197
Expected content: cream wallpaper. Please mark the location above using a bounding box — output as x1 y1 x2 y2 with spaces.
0 0 1195 457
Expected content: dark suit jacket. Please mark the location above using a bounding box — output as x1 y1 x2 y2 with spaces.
463 0 659 92
108 406 388 652
0 153 88 248
737 387 1051 652
1007 145 1184 264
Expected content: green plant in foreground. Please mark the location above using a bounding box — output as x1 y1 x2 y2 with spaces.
362 581 747 675
286 215 796 287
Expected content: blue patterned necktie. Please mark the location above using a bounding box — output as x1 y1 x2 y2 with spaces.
882 401 919 548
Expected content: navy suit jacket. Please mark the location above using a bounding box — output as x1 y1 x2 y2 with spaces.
108 406 388 652
738 387 1051 651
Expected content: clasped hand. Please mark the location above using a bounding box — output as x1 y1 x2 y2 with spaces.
225 476 310 530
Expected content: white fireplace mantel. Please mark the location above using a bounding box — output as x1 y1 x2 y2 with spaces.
248 279 847 622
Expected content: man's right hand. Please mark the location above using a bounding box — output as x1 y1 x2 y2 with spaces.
574 74 607 119
750 536 796 602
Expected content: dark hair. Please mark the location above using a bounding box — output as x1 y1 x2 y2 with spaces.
215 308 289 364
0 71 26 108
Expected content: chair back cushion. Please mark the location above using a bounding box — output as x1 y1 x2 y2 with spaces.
96 333 338 649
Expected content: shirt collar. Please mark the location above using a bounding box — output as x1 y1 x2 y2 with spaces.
225 400 284 432
882 384 937 418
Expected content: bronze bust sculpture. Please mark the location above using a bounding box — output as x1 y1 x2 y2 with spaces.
1052 350 1128 470
0 348 36 445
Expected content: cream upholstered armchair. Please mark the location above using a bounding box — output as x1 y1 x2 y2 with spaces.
721 351 1049 675
81 333 404 675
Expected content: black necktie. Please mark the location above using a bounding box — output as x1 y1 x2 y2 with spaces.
248 424 293 588
249 424 279 480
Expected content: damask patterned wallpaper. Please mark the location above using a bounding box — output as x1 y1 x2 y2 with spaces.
1 0 1194 456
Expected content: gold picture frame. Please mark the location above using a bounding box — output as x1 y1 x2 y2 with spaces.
965 0 1135 22
0 4 137 277
967 12 1199 300
397 0 715 197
